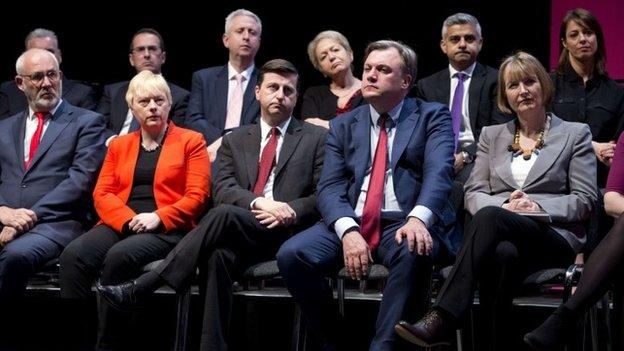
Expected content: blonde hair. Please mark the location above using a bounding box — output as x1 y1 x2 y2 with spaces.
307 30 352 72
125 70 172 108
497 51 553 115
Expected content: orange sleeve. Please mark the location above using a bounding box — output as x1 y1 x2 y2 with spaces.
155 133 210 231
93 138 136 232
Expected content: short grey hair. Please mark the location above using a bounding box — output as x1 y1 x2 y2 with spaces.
224 9 262 35
363 40 417 85
25 28 59 48
441 13 482 39
307 30 352 71
16 48 59 74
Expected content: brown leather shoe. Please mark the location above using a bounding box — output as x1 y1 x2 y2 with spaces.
394 310 452 347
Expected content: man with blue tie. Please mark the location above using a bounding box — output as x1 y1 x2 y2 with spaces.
185 9 262 162
277 40 457 350
0 48 106 348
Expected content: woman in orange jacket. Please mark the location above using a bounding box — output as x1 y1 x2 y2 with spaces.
59 70 210 349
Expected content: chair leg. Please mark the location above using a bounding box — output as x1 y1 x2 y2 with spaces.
174 289 191 351
337 278 345 319
456 329 463 351
291 304 307 351
590 304 600 351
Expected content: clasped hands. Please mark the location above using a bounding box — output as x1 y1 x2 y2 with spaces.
342 217 432 280
128 212 161 233
593 140 616 166
252 198 296 229
502 190 540 212
0 206 38 246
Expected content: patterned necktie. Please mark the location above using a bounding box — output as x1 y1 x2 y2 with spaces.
253 127 280 196
360 113 389 252
450 72 467 152
25 112 46 169
224 74 246 130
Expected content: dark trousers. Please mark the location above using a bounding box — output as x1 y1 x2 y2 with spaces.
277 220 434 351
154 204 290 351
0 231 63 348
435 206 576 350
59 224 182 350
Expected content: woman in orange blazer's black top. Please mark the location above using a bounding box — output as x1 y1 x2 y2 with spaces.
58 71 210 350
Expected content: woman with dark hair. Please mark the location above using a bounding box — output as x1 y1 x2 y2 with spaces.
300 30 366 128
551 8 624 186
394 52 598 350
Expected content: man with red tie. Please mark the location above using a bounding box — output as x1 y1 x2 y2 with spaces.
98 59 327 351
0 48 106 347
276 40 457 350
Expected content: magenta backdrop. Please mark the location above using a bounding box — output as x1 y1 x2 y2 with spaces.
551 0 624 80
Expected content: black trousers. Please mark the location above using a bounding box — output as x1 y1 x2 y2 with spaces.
154 204 290 351
435 206 576 351
59 224 182 350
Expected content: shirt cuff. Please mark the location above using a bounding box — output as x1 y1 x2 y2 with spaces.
105 135 118 147
250 197 261 209
334 217 359 240
407 205 435 228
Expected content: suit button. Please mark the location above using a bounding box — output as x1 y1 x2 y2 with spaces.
20 184 26 188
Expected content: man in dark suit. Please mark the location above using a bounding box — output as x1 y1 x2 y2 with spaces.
0 48 106 347
98 59 326 351
416 13 510 183
277 40 456 350
98 28 189 144
0 28 97 120
186 9 262 161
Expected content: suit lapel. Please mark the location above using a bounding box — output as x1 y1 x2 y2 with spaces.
492 122 519 189
216 66 229 128
468 63 485 131
391 99 418 170
274 118 302 177
112 82 130 133
522 116 569 189
12 111 27 172
243 124 262 188
352 109 371 192
28 102 73 170
436 69 451 104
241 68 258 124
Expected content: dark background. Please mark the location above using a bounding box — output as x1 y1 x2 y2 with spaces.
0 0 551 95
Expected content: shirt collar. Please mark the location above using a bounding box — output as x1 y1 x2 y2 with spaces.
228 62 255 82
369 100 403 127
28 99 63 121
259 116 291 140
449 61 476 79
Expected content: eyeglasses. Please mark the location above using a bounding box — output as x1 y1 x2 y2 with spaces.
19 70 61 85
131 45 161 55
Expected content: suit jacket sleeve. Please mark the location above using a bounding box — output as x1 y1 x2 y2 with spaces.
317 121 359 226
75 84 98 111
93 138 137 231
97 86 113 129
213 133 257 208
31 114 107 222
414 80 428 100
170 89 190 128
464 127 511 213
0 85 10 119
187 71 220 144
155 133 210 231
530 125 597 222
287 130 326 224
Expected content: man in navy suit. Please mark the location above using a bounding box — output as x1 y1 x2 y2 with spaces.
186 9 262 161
0 28 98 120
416 13 511 183
97 28 189 144
0 48 106 347
277 40 457 350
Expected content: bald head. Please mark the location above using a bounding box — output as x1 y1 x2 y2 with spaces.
15 48 62 112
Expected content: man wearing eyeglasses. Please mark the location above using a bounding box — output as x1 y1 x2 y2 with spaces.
97 28 189 144
0 48 106 348
0 28 98 120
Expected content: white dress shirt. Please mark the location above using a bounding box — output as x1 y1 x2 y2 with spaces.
449 62 476 151
24 100 62 164
227 62 255 104
333 103 435 240
250 117 292 207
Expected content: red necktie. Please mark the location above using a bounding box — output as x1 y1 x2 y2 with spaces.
253 127 280 196
360 114 389 252
25 112 46 169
